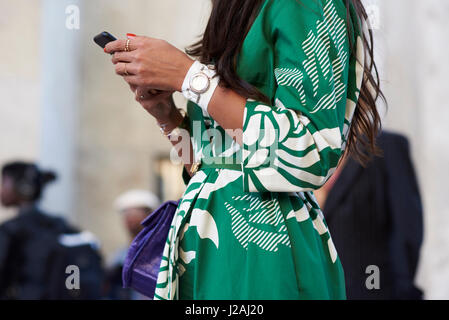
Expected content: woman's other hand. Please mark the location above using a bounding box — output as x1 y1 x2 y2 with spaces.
134 88 176 123
105 36 194 92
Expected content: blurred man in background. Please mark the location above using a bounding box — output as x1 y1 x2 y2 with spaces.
0 161 104 300
315 131 424 299
103 189 160 300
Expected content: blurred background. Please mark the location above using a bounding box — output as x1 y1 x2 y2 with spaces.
0 0 448 299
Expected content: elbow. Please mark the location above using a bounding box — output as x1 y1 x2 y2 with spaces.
314 147 342 189
242 152 339 193
242 136 343 193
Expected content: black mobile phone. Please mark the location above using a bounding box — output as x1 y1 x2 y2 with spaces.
93 31 117 49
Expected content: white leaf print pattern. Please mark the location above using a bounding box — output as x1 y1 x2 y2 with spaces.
274 68 306 104
179 247 197 264
225 195 291 252
197 170 242 199
189 208 219 249
274 0 349 114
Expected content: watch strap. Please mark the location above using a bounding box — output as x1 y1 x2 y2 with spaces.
181 61 220 113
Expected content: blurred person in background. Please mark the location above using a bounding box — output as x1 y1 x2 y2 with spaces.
315 130 424 299
0 161 104 300
103 189 160 300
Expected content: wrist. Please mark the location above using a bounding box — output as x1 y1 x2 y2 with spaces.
176 58 195 92
157 107 184 136
181 61 220 113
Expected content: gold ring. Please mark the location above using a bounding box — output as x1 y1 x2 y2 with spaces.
124 63 129 76
125 39 131 52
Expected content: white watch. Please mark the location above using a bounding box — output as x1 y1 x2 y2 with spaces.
182 61 220 112
190 71 211 95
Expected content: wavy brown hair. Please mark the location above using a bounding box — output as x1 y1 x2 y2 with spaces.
187 0 385 167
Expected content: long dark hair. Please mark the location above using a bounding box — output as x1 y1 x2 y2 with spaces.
187 0 384 166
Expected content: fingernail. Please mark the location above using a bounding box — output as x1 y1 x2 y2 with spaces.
127 33 136 38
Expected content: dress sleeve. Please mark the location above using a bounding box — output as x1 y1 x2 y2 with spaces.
241 0 363 193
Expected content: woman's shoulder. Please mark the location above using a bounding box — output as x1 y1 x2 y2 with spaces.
264 0 346 23
261 0 352 46
260 0 327 34
265 0 324 15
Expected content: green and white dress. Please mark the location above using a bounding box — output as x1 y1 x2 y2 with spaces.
154 0 365 300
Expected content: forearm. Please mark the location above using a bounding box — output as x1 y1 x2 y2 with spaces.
158 101 195 177
206 85 247 146
172 135 195 178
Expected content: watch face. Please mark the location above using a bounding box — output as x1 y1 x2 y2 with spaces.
190 73 210 94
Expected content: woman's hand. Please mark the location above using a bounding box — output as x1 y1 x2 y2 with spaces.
105 36 194 92
134 88 177 122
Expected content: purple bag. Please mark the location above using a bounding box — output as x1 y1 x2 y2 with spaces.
122 199 180 299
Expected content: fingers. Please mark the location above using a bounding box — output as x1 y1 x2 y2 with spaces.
111 51 134 64
135 87 149 98
135 90 159 103
135 87 158 101
135 92 150 102
115 62 137 76
135 88 172 102
105 38 138 54
104 40 126 54
123 75 140 86
136 88 162 99
129 84 138 94
105 36 160 54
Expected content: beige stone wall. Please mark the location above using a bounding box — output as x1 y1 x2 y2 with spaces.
0 0 42 221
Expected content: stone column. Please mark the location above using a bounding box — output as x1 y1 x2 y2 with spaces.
0 0 42 221
380 0 449 299
413 0 449 300
39 0 84 219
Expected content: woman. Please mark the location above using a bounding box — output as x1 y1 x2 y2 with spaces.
105 0 383 299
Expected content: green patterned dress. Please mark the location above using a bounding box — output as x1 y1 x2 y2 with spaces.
154 0 365 300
